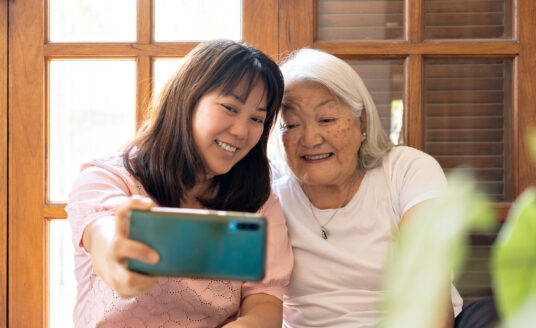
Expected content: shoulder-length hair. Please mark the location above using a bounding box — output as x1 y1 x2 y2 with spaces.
123 39 284 212
274 48 393 170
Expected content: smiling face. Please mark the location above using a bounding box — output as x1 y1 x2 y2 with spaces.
192 79 268 179
280 81 366 188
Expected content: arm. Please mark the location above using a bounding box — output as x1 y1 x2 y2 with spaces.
223 294 283 328
401 203 455 328
82 196 161 298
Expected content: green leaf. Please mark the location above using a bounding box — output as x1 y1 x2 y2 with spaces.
491 188 536 320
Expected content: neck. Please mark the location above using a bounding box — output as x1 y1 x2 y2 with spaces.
182 178 213 209
302 169 365 209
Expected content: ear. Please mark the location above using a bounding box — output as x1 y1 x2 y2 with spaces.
360 107 367 141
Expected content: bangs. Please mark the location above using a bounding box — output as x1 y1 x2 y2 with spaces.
209 57 278 121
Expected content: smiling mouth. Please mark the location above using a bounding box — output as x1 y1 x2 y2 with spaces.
302 153 333 160
215 139 238 153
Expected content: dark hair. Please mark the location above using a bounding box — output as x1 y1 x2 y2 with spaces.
123 40 284 212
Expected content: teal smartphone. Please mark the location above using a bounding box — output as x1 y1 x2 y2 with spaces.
127 207 267 281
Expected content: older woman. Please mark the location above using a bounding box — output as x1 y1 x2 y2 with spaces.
269 49 467 328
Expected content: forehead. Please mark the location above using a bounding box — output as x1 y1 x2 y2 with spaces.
220 78 267 105
284 81 334 101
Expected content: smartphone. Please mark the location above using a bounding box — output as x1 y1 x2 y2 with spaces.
127 207 267 281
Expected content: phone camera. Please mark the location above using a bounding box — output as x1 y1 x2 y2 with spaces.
235 223 259 231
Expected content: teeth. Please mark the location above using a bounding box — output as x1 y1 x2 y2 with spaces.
215 140 238 153
304 153 331 160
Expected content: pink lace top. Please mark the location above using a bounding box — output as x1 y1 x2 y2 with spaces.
66 154 293 328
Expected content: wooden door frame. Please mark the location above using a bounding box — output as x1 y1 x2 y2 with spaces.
9 0 46 326
7 0 278 327
278 0 536 204
1 0 8 326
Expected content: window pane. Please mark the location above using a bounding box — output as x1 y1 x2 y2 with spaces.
317 0 404 41
425 0 512 39
153 59 184 96
424 60 513 201
49 0 136 42
347 60 405 145
49 60 136 202
154 0 242 41
49 220 76 328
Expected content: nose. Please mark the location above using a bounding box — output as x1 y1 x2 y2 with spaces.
300 124 322 148
228 117 249 140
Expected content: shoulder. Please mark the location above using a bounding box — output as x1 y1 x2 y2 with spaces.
384 146 437 165
382 146 443 175
258 191 286 225
75 153 144 196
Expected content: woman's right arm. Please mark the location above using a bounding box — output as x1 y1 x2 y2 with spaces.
82 196 160 298
68 165 160 298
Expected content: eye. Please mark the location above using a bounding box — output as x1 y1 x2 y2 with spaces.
281 122 298 130
222 104 237 113
320 118 337 124
251 116 265 124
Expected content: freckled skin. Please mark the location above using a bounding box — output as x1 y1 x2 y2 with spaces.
280 81 366 204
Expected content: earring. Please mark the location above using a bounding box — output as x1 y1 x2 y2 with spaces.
363 132 367 136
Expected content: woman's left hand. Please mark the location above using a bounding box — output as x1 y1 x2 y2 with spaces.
223 294 283 328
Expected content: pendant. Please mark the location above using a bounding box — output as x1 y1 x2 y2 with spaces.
321 229 328 240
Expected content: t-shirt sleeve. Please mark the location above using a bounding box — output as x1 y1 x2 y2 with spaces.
390 147 448 216
66 165 131 254
241 193 294 301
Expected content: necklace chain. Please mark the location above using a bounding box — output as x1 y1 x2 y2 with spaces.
306 170 364 240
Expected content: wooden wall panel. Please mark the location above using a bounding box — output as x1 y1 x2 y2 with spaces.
279 0 314 56
1 0 8 326
518 0 536 194
9 0 46 326
243 0 278 58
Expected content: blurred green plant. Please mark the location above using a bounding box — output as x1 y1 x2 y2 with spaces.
491 129 536 327
380 171 496 328
492 188 536 321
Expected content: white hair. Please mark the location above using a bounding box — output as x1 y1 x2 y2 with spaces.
269 48 393 170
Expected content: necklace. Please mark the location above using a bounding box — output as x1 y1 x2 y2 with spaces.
306 170 364 240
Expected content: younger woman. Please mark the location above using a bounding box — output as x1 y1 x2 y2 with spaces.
67 39 293 328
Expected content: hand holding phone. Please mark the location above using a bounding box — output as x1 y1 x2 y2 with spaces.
127 207 267 281
83 196 160 298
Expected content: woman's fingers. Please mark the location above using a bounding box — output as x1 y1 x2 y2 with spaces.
115 196 154 236
111 236 160 265
111 262 158 298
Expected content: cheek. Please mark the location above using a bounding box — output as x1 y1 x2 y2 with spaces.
327 119 354 141
281 132 298 154
248 126 265 148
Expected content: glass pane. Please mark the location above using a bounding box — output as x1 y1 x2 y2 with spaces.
424 60 513 201
49 60 136 202
347 60 405 145
317 0 404 41
154 0 242 41
49 220 76 328
153 59 184 96
49 0 136 42
425 0 512 39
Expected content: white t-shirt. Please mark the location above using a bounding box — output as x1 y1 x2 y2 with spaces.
271 146 463 328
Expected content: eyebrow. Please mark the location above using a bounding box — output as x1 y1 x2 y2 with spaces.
282 97 336 112
315 98 337 110
229 92 267 112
